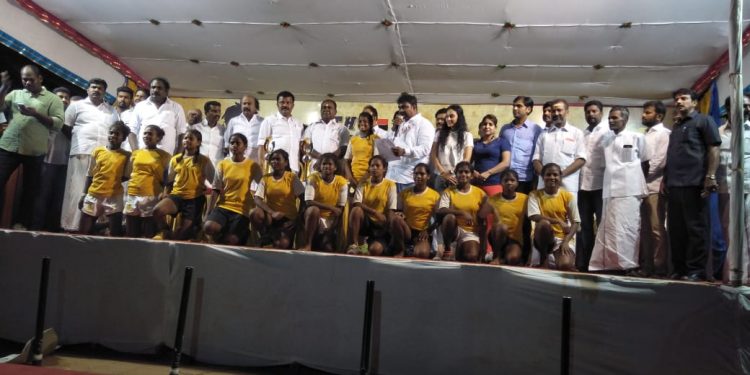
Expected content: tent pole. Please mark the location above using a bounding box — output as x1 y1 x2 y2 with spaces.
728 0 744 287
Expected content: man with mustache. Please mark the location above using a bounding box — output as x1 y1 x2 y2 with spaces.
225 95 263 162
129 77 187 155
302 99 350 169
257 91 304 173
0 65 65 230
60 78 119 232
532 98 587 201
664 88 721 282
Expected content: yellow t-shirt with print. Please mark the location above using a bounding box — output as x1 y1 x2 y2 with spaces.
439 185 486 232
169 153 214 199
87 146 130 198
528 189 575 239
306 172 348 219
127 148 171 196
348 134 378 182
400 187 440 231
214 158 257 216
256 171 305 220
487 193 528 244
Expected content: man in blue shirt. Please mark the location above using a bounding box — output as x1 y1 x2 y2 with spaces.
500 96 542 194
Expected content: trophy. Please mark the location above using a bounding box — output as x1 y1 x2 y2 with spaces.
300 137 313 181
263 137 275 174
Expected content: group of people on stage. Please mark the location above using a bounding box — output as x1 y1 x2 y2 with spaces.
1 64 749 283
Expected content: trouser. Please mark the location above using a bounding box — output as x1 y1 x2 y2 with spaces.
516 180 534 195
639 193 669 276
0 149 43 228
32 162 68 231
708 192 726 279
667 186 709 277
61 155 92 231
576 189 603 272
516 180 534 261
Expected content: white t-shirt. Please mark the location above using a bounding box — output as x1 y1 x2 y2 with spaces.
66 97 119 156
433 130 474 174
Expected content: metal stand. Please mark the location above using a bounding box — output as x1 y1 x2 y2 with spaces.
169 267 193 375
359 280 375 375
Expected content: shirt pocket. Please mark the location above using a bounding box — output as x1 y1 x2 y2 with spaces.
561 138 576 155
620 145 634 162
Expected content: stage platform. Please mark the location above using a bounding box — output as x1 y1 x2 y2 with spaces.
0 230 748 374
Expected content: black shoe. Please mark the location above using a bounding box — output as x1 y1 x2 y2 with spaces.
668 273 685 280
626 269 651 278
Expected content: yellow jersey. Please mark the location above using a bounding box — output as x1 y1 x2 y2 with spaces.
168 153 215 199
87 146 130 198
400 187 440 231
127 148 171 196
304 172 348 219
354 178 397 222
255 171 305 220
345 134 379 182
214 158 257 216
487 193 528 244
527 189 579 239
438 185 486 232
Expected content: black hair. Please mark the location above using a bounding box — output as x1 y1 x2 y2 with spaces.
413 163 430 174
437 104 468 151
480 114 498 127
270 149 292 172
454 161 472 174
364 105 378 119
144 124 165 141
584 100 603 112
672 88 698 101
177 129 202 164
358 112 374 135
204 100 221 113
109 120 130 138
242 94 260 110
500 169 519 181
21 64 41 75
276 90 295 102
369 155 389 170
229 132 248 146
88 78 108 90
435 107 448 117
542 100 555 110
552 98 569 110
53 87 71 95
397 93 417 107
150 77 171 91
319 152 341 175
643 100 666 117
541 162 562 176
609 105 630 122
513 96 534 111
322 98 337 109
116 86 133 97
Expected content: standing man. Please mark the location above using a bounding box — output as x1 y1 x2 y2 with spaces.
542 101 554 128
532 99 587 198
589 106 649 272
114 86 134 150
638 100 670 277
60 78 120 232
133 88 148 104
303 99 350 168
434 107 447 131
257 91 304 173
500 96 542 194
0 65 64 229
129 77 187 155
577 100 608 271
33 87 71 231
225 94 263 162
664 88 722 281
191 101 224 166
387 93 435 192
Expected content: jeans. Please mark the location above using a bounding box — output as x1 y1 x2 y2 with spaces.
0 149 44 228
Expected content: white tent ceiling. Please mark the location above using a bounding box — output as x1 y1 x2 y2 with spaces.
26 0 750 104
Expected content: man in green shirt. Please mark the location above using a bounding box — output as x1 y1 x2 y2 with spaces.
0 65 64 229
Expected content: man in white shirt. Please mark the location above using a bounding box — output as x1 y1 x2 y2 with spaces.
190 101 225 166
60 78 120 231
387 93 435 192
577 100 609 271
114 86 134 150
589 106 649 272
128 77 187 155
532 99 587 198
638 100 670 277
303 99 350 170
225 95 263 162
257 91 304 173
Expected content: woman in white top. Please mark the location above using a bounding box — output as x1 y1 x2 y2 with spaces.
429 104 474 192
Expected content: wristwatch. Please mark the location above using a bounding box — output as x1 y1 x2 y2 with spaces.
706 174 716 180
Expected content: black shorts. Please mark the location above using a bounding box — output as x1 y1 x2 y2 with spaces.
405 228 434 257
495 238 522 256
168 195 206 225
206 206 250 243
362 214 389 244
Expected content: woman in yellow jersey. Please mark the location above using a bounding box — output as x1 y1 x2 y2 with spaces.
348 155 397 256
153 129 215 240
78 121 131 236
124 125 171 238
437 161 487 262
478 169 528 265
344 112 379 186
390 163 440 258
204 134 262 245
527 163 580 271
251 149 305 249
302 153 348 251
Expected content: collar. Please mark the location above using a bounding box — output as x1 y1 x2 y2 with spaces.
242 112 258 122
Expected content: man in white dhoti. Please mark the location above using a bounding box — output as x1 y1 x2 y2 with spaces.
589 106 650 272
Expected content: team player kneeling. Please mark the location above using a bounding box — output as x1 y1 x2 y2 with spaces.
78 126 581 270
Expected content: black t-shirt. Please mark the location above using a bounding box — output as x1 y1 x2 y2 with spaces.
665 111 721 187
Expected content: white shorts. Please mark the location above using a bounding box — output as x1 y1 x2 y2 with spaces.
81 194 124 217
123 195 159 217
455 227 480 245
530 237 576 268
